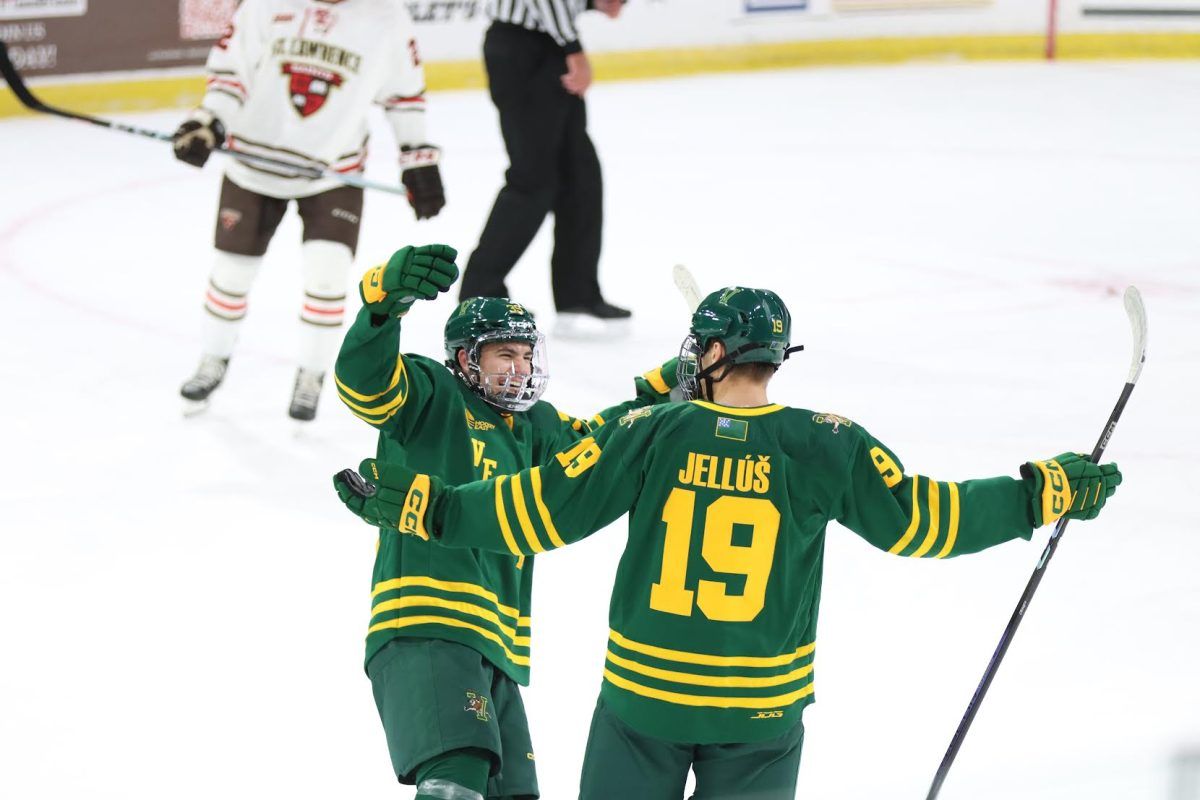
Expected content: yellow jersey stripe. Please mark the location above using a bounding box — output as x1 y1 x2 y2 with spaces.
606 650 813 688
494 476 524 556
371 576 523 621
510 473 546 554
690 400 784 417
912 479 942 558
341 405 393 427
887 475 922 555
371 595 531 647
529 467 567 548
610 629 814 668
643 366 670 395
935 483 961 559
591 413 605 427
603 669 814 709
337 381 408 417
334 355 406 402
368 615 531 666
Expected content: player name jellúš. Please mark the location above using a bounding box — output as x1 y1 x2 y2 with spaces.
677 452 771 494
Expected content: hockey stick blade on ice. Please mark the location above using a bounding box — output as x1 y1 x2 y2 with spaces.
673 264 703 312
0 42 406 196
926 286 1147 800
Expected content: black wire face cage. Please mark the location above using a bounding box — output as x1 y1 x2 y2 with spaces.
676 334 704 401
466 330 549 412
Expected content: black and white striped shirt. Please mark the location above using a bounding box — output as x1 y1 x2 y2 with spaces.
487 0 590 53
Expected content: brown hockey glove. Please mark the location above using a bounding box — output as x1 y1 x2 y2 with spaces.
172 108 226 168
400 145 445 220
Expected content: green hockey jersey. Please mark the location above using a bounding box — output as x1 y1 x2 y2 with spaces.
426 400 1038 742
334 307 676 685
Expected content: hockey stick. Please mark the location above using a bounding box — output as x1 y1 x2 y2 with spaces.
0 42 407 196
673 264 703 312
925 286 1147 799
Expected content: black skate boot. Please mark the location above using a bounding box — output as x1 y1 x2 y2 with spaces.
180 355 229 415
289 368 324 422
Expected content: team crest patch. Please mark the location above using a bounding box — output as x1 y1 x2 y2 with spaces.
813 412 853 434
715 416 748 442
619 407 652 428
464 691 490 722
281 61 343 117
219 208 242 230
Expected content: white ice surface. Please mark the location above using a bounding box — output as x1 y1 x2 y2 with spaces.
1 61 1198 800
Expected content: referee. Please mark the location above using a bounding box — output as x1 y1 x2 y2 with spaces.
460 0 630 332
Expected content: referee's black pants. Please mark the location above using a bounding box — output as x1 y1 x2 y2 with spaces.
460 22 604 310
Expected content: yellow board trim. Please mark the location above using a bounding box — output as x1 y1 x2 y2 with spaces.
529 467 567 549
643 366 670 395
887 475 922 555
494 476 524 556
610 629 814 668
335 356 405 403
912 479 942 558
935 483 961 559
690 400 784 417
371 576 524 622
368 614 531 666
6 33 1200 119
603 668 814 709
371 595 531 648
606 650 813 688
510 473 546 554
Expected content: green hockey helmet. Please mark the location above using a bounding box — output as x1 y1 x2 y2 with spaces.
677 287 803 401
444 297 548 412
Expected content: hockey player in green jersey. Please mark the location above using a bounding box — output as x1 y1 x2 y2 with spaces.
334 285 1123 799
333 243 679 800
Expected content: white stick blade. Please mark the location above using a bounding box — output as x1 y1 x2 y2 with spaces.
672 264 703 312
1122 286 1147 384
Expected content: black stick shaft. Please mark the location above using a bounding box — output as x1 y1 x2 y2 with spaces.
925 379 1137 799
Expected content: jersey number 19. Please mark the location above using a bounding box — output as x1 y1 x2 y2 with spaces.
650 488 781 622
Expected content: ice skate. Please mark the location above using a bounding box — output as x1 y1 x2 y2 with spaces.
180 355 229 416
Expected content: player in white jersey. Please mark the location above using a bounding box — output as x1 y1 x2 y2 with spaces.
172 0 444 421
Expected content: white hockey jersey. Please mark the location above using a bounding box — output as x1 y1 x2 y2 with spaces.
200 0 428 199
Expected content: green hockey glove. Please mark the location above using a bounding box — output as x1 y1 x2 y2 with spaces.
333 458 441 539
636 357 681 399
1021 452 1122 526
358 244 459 318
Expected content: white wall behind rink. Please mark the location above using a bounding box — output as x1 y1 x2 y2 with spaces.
408 0 1200 63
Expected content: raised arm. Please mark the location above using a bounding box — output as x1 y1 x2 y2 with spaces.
835 431 1121 558
333 245 458 430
